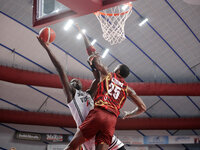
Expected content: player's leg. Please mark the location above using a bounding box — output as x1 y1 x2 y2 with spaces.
95 132 112 150
64 128 86 150
95 108 117 150
96 143 109 150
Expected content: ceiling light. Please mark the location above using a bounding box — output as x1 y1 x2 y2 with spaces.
64 19 74 31
82 29 86 33
102 48 109 58
91 39 97 46
122 4 128 10
76 33 82 40
76 29 86 39
139 18 148 26
122 2 132 11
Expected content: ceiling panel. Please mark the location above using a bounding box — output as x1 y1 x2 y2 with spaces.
161 96 200 117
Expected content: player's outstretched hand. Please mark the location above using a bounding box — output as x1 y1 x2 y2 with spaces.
123 111 133 119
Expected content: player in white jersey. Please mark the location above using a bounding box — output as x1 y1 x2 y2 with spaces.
37 37 126 150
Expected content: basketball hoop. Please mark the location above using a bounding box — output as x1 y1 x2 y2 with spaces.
94 3 132 45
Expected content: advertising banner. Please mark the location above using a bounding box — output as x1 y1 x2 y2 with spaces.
118 135 200 145
15 131 200 145
15 131 73 143
169 136 200 144
144 136 168 144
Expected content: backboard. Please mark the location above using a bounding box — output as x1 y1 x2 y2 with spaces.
32 0 135 28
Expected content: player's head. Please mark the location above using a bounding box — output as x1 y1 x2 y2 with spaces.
114 64 130 78
70 79 82 90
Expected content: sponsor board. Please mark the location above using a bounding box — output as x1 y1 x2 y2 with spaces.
119 135 200 145
169 136 200 144
46 134 63 142
144 136 168 144
15 131 41 141
119 136 143 145
47 144 67 150
15 131 71 143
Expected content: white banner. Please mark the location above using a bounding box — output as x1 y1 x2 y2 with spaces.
120 136 143 145
118 135 200 145
125 146 148 150
169 136 200 144
47 144 67 150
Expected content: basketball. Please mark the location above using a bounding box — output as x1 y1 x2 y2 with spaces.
39 27 56 43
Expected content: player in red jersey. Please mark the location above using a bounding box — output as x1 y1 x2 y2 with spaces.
65 26 146 150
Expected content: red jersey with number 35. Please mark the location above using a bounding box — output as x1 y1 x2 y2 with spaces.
94 73 128 117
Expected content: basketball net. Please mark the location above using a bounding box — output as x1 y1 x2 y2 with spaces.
94 3 132 45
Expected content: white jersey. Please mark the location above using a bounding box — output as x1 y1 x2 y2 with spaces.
68 90 124 150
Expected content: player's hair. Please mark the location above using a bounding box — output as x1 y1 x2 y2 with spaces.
119 64 130 78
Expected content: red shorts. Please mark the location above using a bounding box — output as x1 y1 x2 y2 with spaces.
79 107 117 146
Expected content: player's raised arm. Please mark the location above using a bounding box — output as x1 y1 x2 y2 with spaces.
91 54 109 79
86 69 100 98
37 37 73 103
123 87 146 119
76 24 109 78
76 24 95 56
